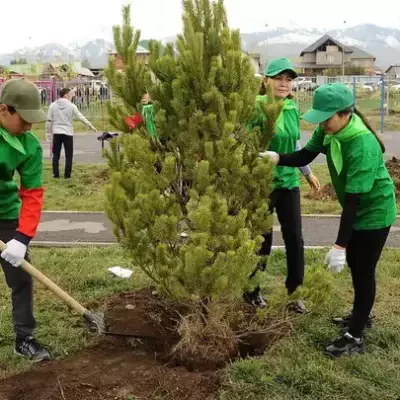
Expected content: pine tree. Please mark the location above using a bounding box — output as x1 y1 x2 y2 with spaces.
105 0 282 304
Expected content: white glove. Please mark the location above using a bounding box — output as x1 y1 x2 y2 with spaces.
46 133 52 142
325 246 346 273
259 151 279 165
90 126 97 132
1 239 27 268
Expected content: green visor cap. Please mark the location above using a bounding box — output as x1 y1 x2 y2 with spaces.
264 58 298 79
303 83 354 124
0 78 47 124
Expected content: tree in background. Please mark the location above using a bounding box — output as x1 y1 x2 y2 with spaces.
10 58 28 65
81 58 91 69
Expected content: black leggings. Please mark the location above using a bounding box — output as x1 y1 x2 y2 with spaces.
347 226 391 337
52 134 74 178
259 188 304 295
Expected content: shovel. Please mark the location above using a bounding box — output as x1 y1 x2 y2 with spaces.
0 241 153 339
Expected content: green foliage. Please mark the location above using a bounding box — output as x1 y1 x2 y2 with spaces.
105 5 152 133
104 1 281 303
323 66 367 76
10 58 28 65
219 249 400 400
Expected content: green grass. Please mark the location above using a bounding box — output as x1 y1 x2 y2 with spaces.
299 164 341 214
33 119 111 141
300 165 400 215
41 163 108 211
40 163 399 214
1 246 400 400
0 246 148 379
32 100 400 141
41 163 336 214
219 248 400 400
32 104 115 140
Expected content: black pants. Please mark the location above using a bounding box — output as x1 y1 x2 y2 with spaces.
52 134 74 178
0 220 35 339
347 226 391 338
260 188 304 295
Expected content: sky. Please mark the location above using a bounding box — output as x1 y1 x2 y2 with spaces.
4 0 400 53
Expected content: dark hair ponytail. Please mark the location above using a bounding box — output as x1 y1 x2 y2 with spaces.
338 107 385 153
354 107 385 153
259 81 267 95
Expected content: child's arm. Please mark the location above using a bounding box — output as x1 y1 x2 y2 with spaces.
45 104 53 139
296 140 312 176
15 143 44 245
72 104 97 132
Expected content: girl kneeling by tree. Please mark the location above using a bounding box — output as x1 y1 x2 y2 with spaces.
263 82 397 357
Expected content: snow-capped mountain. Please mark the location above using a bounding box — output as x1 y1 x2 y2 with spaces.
0 39 114 69
241 24 400 67
1 24 400 69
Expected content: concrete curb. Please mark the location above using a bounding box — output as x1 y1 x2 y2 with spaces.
42 211 400 218
29 242 400 251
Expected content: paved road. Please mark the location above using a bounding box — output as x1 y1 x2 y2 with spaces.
41 131 400 166
33 212 400 248
41 133 107 164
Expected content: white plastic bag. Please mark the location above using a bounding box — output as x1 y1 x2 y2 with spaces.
108 266 133 279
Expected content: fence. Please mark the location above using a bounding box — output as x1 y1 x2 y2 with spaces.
1 75 399 133
293 75 400 133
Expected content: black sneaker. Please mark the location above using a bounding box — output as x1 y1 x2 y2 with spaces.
287 299 309 314
324 332 363 358
243 289 268 308
331 313 374 329
15 336 52 362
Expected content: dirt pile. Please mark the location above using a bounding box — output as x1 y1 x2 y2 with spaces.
386 157 400 198
305 183 337 201
0 288 291 400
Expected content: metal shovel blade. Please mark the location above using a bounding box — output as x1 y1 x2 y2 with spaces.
83 310 106 335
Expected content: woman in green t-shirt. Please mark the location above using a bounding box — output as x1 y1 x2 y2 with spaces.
263 82 397 357
246 58 320 311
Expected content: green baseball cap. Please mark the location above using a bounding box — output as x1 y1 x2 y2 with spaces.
303 83 354 124
0 78 47 124
264 58 298 78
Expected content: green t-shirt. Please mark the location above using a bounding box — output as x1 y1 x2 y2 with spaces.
250 96 301 190
0 127 43 220
305 115 397 230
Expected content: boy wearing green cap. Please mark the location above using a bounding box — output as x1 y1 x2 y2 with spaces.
246 58 320 311
264 82 396 357
0 78 51 361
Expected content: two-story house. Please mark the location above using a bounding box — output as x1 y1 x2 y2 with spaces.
298 35 376 76
385 65 400 79
108 44 150 72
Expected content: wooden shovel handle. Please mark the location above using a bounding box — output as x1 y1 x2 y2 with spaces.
0 241 87 316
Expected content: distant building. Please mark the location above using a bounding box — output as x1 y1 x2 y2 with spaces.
385 65 400 79
41 62 94 80
7 63 43 80
108 44 150 72
298 35 376 75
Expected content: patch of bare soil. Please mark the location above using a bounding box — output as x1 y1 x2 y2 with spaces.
0 288 290 400
305 183 337 201
387 156 400 198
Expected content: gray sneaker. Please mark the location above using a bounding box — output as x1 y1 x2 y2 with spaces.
15 336 52 362
287 299 309 314
324 332 363 358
